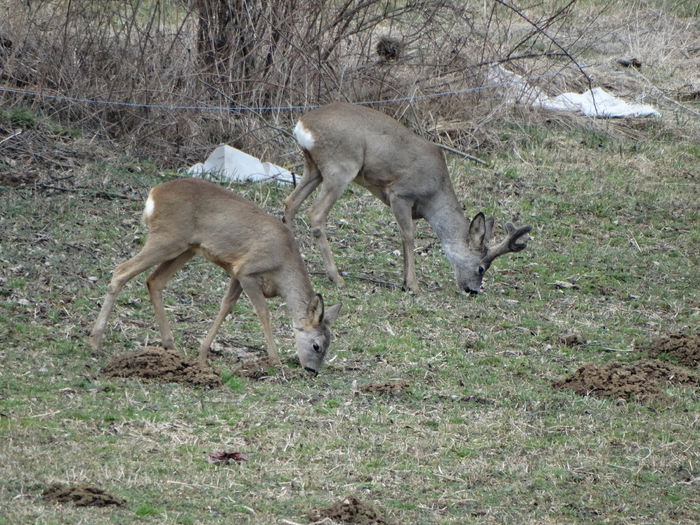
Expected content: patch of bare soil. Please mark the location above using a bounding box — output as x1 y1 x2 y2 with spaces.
360 379 411 394
552 360 698 403
100 346 221 388
0 168 38 187
637 332 699 369
42 483 125 507
559 331 585 346
233 357 276 380
308 495 391 525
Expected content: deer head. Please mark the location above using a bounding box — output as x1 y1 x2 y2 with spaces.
456 212 532 294
294 294 342 375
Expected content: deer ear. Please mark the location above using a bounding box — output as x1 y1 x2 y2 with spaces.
484 216 496 243
468 212 487 247
323 302 342 325
307 293 324 324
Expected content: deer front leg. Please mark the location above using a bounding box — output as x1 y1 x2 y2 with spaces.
390 196 418 291
238 276 281 365
146 250 196 349
90 286 121 351
198 278 243 365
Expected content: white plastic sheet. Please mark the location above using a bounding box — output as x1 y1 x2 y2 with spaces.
187 144 295 183
487 65 660 118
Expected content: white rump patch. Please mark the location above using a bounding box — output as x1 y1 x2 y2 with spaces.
293 120 315 151
143 193 155 218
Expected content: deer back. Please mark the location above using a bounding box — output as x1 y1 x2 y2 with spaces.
298 102 455 208
146 178 303 279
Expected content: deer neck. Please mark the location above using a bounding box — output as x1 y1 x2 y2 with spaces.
276 261 317 327
423 192 471 268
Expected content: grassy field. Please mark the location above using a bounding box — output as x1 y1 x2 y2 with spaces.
1 107 698 523
2 4 700 524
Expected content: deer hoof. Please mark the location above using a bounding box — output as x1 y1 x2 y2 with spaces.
329 274 346 287
402 281 419 292
89 335 102 351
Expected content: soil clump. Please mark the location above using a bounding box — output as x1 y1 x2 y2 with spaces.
308 495 391 524
42 483 125 507
553 360 698 403
637 332 699 369
360 379 411 394
100 346 221 388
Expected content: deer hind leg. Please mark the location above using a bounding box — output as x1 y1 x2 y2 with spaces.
307 166 356 287
283 152 322 225
146 249 196 350
90 239 189 350
197 277 243 365
238 275 281 365
389 196 418 291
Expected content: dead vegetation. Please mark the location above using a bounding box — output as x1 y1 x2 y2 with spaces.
2 1 696 164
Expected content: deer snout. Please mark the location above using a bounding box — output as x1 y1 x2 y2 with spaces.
463 286 480 296
304 366 319 377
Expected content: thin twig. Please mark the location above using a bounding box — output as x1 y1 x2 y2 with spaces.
0 130 22 147
597 346 635 353
35 183 142 201
627 231 642 253
435 143 487 165
341 273 401 290
310 271 399 289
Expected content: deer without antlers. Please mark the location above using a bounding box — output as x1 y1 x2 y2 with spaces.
90 178 341 375
284 102 532 294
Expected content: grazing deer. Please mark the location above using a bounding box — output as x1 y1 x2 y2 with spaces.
284 102 531 293
90 178 341 375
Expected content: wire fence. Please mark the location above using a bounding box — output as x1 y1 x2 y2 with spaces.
0 69 569 114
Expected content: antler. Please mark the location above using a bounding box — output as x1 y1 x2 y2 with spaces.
484 221 532 263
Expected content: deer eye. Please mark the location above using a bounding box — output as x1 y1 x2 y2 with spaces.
478 265 486 275
312 343 321 353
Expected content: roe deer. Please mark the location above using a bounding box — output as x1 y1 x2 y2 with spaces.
284 102 532 293
90 178 341 375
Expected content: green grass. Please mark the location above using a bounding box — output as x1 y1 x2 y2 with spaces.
2 118 697 523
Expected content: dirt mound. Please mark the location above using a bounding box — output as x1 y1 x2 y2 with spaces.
559 332 586 346
42 483 125 507
638 332 699 369
308 495 391 525
553 360 698 403
100 346 221 388
360 379 410 395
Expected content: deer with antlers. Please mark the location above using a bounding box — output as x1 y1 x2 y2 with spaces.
90 178 341 375
284 102 532 294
